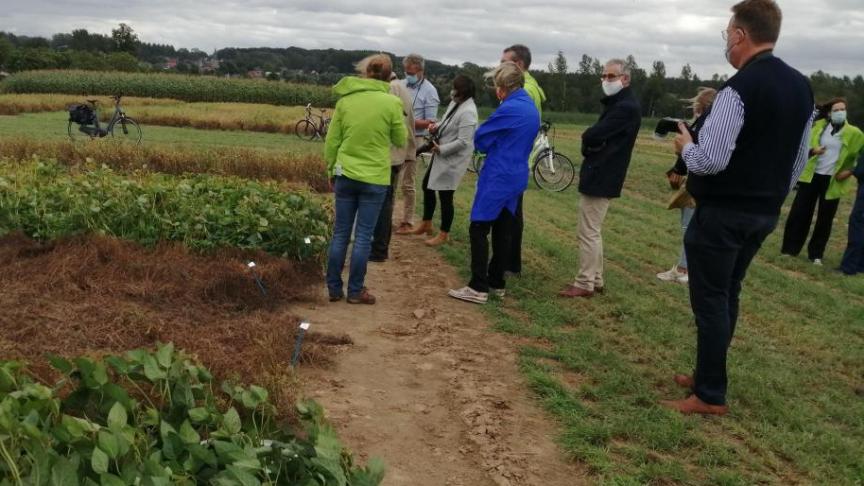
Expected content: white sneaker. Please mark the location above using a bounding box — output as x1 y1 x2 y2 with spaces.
657 266 687 283
491 288 506 298
448 286 488 304
813 259 823 266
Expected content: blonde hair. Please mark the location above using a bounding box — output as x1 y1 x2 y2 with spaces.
684 87 718 116
486 61 524 94
356 54 393 82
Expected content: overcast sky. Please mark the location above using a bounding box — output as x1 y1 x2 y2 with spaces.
2 0 862 78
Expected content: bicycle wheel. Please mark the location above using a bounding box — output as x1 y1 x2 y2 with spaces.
533 151 576 192
110 117 142 145
295 120 317 141
68 121 96 142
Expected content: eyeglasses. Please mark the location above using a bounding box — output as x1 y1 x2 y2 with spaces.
600 73 621 81
722 28 744 41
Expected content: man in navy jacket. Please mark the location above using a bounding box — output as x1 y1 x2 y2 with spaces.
664 0 814 415
559 58 641 299
840 153 864 275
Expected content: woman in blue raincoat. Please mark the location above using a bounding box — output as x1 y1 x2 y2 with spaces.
448 62 540 304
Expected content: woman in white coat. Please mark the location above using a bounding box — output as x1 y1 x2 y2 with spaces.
408 75 479 246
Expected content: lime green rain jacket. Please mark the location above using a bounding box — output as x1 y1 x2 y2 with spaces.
324 77 407 186
799 118 864 200
523 71 546 118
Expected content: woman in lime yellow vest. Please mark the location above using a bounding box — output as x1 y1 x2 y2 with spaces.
782 98 864 264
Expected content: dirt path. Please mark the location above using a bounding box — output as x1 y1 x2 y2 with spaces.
299 236 586 486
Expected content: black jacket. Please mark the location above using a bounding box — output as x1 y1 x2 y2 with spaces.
579 87 642 198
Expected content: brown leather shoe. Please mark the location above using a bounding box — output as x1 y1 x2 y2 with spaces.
406 220 433 236
347 288 376 305
558 284 594 298
394 222 414 235
659 395 729 416
424 231 449 247
674 374 695 389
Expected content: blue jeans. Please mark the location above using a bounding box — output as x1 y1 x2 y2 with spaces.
678 207 695 270
326 176 388 298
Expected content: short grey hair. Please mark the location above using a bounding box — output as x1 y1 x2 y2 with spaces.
606 58 631 77
403 53 425 70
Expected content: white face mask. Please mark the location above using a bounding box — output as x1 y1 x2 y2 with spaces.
602 79 624 97
831 110 847 125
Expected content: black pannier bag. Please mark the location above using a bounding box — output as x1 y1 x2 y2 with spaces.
68 104 95 125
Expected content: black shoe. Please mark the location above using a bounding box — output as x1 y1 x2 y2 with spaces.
369 255 388 262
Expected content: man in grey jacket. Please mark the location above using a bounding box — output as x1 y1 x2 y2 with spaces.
370 75 417 261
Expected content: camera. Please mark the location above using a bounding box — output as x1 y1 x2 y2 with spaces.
654 117 686 138
416 135 440 156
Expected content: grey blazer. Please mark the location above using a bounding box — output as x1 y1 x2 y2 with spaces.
426 98 478 191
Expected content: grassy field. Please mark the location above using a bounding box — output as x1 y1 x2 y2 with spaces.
0 111 322 155
0 94 313 133
1 102 862 484
436 129 864 484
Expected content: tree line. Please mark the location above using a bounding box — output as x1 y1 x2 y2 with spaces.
0 26 862 123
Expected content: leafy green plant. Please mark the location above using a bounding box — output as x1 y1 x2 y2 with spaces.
0 159 330 261
0 71 335 107
0 344 384 485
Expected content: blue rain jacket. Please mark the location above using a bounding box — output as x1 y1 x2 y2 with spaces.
471 89 540 222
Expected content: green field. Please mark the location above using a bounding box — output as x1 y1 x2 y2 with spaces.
0 112 322 155
1 98 862 484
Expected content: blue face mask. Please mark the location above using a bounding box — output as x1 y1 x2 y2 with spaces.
406 74 419 86
831 110 847 125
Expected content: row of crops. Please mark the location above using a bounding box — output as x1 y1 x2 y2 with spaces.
0 159 330 260
0 344 384 484
1 70 336 107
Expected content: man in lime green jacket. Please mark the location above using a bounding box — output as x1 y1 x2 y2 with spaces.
782 99 864 263
500 44 546 276
325 54 407 305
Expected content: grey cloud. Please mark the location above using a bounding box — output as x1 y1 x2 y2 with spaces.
1 0 862 78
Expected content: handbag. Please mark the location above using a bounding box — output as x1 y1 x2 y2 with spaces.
667 177 695 209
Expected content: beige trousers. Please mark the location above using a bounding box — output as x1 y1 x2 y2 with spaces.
397 136 426 225
574 194 612 291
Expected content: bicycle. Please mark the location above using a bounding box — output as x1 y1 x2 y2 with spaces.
531 121 576 192
295 103 330 141
67 95 142 145
468 151 485 174
468 121 575 192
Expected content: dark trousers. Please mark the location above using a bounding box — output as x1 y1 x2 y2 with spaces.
781 174 840 260
421 165 455 232
507 195 524 274
840 190 864 275
685 206 778 406
468 209 514 293
370 166 401 259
